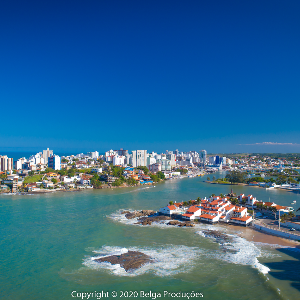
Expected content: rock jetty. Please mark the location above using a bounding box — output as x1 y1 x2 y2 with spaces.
95 251 152 272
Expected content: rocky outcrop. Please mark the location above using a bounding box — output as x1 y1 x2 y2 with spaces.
167 220 194 227
123 210 156 219
95 251 152 272
137 215 171 225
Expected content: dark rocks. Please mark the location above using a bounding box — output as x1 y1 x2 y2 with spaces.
167 220 194 227
95 251 152 272
201 230 234 244
167 220 181 226
123 210 156 220
137 215 171 225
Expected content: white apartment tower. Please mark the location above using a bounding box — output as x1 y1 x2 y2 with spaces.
42 148 53 164
132 150 147 168
48 155 61 170
0 155 14 171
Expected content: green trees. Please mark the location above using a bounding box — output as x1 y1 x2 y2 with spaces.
157 171 165 180
126 177 137 186
230 198 239 205
276 175 287 185
51 178 57 184
212 176 216 181
225 171 247 184
136 166 149 174
112 179 122 187
150 174 159 182
111 166 124 178
169 201 174 205
175 168 188 175
183 201 188 206
207 177 210 181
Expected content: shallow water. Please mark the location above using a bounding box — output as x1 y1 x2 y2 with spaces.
1 175 300 300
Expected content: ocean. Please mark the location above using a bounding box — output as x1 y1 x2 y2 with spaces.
1 173 300 300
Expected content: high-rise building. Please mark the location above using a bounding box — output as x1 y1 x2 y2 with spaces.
115 148 128 156
42 148 53 164
132 150 147 167
48 155 61 170
88 151 99 159
0 155 14 172
199 150 207 166
215 156 220 165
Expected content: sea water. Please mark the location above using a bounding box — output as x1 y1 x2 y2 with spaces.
1 174 300 300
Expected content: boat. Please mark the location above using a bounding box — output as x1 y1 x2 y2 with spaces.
266 186 275 190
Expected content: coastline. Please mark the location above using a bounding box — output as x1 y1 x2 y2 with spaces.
227 223 300 248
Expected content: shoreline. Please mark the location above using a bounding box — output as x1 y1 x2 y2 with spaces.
204 180 300 193
226 223 300 248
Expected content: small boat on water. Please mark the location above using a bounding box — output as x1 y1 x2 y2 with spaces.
291 200 296 204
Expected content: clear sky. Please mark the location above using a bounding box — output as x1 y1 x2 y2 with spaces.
1 0 299 154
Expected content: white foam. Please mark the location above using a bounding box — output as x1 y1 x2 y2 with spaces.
108 210 227 231
83 245 201 277
197 230 270 274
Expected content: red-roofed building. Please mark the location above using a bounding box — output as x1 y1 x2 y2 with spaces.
230 216 253 226
159 205 178 215
182 206 201 220
199 214 219 223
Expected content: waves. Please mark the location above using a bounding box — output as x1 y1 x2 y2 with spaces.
102 209 299 276
196 230 270 274
83 245 202 277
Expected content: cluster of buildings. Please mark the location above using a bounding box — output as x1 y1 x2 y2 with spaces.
160 195 253 226
159 192 294 226
14 148 61 171
228 155 298 173
103 148 207 170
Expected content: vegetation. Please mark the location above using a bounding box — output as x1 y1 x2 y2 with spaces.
175 168 188 175
24 174 44 184
229 197 239 205
136 166 149 175
225 171 247 184
280 211 296 223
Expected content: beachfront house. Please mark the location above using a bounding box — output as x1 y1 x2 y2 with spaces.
182 206 202 220
159 205 179 215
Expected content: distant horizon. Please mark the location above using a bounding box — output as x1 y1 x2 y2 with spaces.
1 147 300 157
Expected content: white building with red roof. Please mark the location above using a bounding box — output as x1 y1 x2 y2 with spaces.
182 206 202 220
159 205 179 215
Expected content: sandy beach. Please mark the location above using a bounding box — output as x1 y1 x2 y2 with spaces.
228 224 300 247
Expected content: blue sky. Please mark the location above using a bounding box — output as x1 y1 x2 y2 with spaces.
0 0 299 153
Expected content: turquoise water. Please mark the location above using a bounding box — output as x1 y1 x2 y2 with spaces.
1 174 300 300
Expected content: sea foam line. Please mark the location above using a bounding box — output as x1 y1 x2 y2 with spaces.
196 230 270 274
83 245 202 277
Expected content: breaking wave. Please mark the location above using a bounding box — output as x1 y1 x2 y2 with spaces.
196 230 270 274
83 245 201 277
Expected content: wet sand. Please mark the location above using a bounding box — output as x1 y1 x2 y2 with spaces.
226 224 300 248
